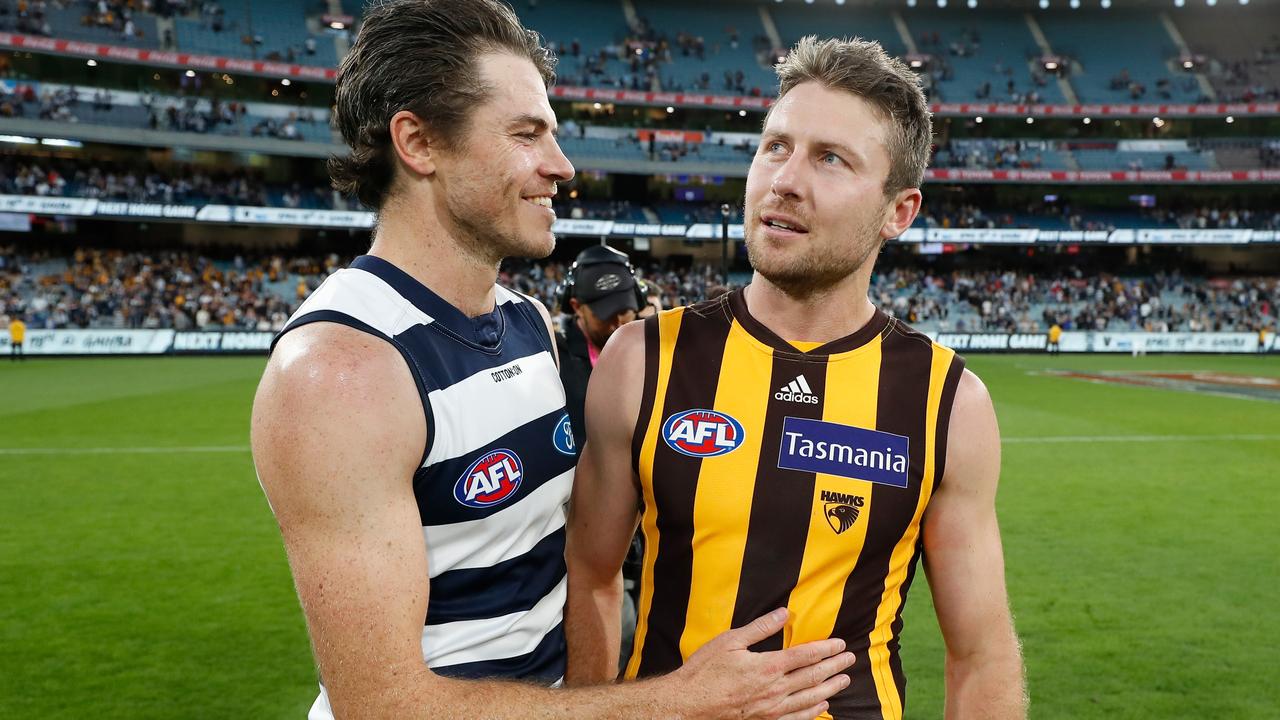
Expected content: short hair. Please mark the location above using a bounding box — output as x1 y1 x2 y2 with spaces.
329 0 556 210
772 35 932 196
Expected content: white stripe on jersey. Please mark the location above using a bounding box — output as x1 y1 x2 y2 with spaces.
423 351 566 465
494 285 526 305
422 576 567 669
423 468 572 576
289 268 435 336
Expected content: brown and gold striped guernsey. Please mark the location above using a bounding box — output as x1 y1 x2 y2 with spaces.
625 288 965 720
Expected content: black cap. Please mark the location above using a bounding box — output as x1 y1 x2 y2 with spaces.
576 262 639 319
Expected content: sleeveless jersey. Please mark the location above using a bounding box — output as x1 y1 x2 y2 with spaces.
272 255 575 718
625 288 964 720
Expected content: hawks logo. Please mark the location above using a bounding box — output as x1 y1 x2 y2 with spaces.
662 409 745 458
454 449 524 508
820 490 865 535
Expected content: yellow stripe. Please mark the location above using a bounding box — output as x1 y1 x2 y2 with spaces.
784 335 884 649
866 344 956 720
678 322 774 660
624 308 685 680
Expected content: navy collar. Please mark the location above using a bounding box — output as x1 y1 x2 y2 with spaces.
350 254 504 349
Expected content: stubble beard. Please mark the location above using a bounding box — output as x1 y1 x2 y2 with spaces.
746 215 884 300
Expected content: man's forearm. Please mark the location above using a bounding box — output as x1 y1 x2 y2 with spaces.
329 663 684 720
943 649 1027 720
565 568 625 686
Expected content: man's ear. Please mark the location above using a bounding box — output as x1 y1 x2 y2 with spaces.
880 187 923 241
388 110 438 178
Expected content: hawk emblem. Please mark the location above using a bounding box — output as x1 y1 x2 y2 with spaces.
825 502 861 535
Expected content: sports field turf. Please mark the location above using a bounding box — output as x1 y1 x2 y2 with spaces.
1 354 1277 719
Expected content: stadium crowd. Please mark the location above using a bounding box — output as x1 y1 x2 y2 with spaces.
3 246 1275 335
0 157 347 209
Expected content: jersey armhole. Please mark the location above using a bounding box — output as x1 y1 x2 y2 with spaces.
630 315 660 477
932 352 967 490
273 309 435 468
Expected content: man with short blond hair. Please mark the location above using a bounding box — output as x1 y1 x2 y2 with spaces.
567 36 1027 719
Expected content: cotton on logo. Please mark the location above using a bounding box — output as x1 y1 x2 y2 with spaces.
662 409 745 458
454 450 524 508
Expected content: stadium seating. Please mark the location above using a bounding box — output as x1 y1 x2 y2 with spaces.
902 10 1066 104
39 3 162 49
1038 10 1201 104
634 0 774 93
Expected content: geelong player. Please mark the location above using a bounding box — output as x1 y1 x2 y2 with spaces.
250 2 853 718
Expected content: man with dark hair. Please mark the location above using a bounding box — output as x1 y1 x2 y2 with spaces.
567 36 1027 719
252 3 852 719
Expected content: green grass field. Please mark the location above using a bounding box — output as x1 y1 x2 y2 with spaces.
1 354 1277 719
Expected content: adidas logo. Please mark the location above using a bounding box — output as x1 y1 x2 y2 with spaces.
775 374 819 404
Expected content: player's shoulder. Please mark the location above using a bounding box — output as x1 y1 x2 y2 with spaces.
264 322 413 413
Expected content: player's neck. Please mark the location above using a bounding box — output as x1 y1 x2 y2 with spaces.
367 203 499 318
744 269 877 345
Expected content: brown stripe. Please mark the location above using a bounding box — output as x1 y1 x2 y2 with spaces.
631 316 661 477
729 353 829 651
636 306 734 677
829 329 933 719
932 354 966 489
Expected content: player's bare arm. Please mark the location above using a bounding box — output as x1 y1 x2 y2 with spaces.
922 369 1028 720
565 320 857 715
253 322 852 720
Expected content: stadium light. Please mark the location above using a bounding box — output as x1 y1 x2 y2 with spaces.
968 0 977 7
0 135 38 144
805 0 814 4
41 138 83 148
1174 0 1185 6
1069 0 1080 8
1039 0 1050 8
937 0 947 7
1206 0 1216 5
907 0 917 7
1239 0 1249 4
1101 0 1111 7
86 59 97 67
836 0 846 4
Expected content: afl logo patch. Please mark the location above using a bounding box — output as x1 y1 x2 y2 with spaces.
552 412 576 456
454 449 524 508
662 409 745 458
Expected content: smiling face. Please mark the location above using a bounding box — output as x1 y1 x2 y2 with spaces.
430 52 575 263
744 82 910 298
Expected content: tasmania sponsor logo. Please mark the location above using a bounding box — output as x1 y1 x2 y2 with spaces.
778 417 910 488
662 409 745 458
454 449 524 508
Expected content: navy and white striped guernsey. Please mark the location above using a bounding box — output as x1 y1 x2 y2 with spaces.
271 255 575 719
